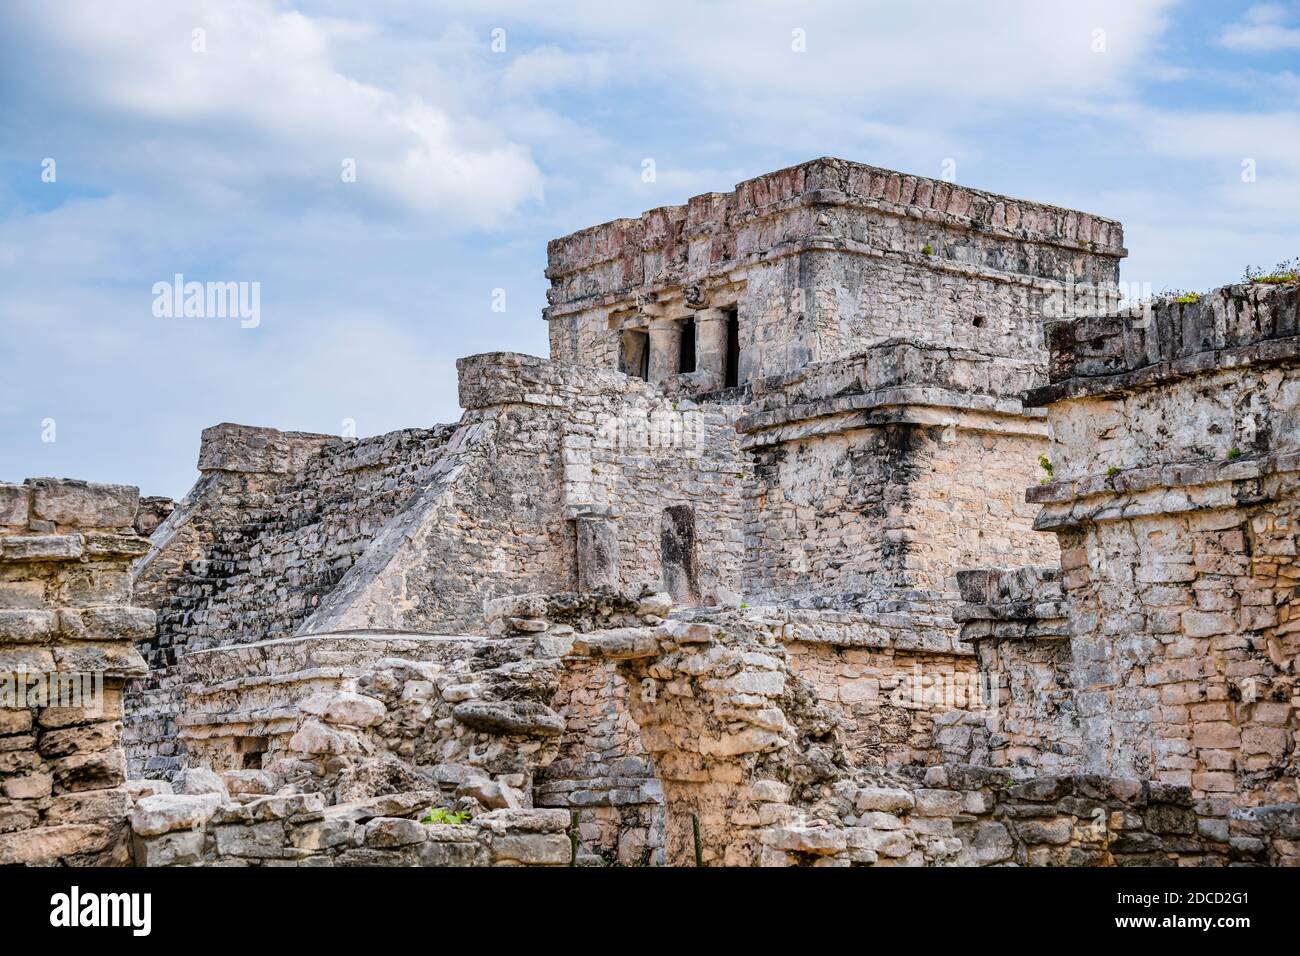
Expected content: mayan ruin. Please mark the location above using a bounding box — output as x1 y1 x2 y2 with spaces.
1 155 1296 873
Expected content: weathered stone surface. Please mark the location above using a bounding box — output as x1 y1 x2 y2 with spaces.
130 793 222 837
173 767 230 800
854 787 916 814
365 816 427 848
133 828 205 866
489 832 571 865
30 161 1288 870
301 691 387 728
288 719 364 755
30 479 138 529
452 701 565 737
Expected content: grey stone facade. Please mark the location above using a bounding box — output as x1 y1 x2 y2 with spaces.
4 158 1296 866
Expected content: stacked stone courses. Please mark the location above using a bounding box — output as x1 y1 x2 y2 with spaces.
1021 282 1300 808
0 479 150 865
3 159 1297 865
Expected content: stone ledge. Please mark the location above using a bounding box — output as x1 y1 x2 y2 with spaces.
1027 450 1300 506
197 423 336 475
546 156 1124 289
1027 282 1300 405
1030 462 1300 531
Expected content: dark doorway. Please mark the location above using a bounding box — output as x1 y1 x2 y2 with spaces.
238 736 269 769
661 505 699 605
724 308 740 388
620 328 649 380
678 317 696 374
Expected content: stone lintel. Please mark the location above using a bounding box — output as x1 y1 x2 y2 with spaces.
739 399 1046 450
545 235 1103 321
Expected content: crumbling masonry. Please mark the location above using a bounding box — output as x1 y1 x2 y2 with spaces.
2 157 1296 865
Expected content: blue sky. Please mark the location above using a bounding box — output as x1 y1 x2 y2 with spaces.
1 0 1297 497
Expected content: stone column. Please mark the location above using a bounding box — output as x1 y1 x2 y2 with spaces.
646 318 683 385
0 478 152 866
693 308 727 391
576 513 620 591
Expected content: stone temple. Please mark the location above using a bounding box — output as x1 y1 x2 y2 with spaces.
2 157 1298 866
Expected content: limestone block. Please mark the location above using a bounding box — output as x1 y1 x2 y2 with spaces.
126 779 173 801
29 479 138 529
770 825 847 856
0 610 57 643
474 809 570 834
173 767 230 800
489 832 571 865
221 770 277 797
854 787 916 813
213 820 288 858
57 607 155 642
452 701 565 737
288 719 363 755
134 828 205 867
302 691 387 728
0 535 83 562
418 839 484 866
130 793 222 837
0 484 29 528
365 817 427 848
0 823 115 865
291 818 359 851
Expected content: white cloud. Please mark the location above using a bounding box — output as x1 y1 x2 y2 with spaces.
430 0 1175 108
6 0 543 225
499 46 612 98
1219 4 1300 52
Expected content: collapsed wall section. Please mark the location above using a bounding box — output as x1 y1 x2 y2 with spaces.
561 595 1261 866
951 567 1078 773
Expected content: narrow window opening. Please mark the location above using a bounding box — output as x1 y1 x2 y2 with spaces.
238 736 269 770
678 317 696 374
661 505 699 606
972 315 986 328
724 308 740 388
620 329 649 380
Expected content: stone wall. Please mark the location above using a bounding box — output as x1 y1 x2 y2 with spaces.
830 766 1255 867
734 341 1057 651
1024 281 1300 804
545 156 1124 385
172 626 584 811
950 567 1078 774
556 592 1286 866
785 641 981 770
535 657 663 863
130 789 574 867
298 353 749 637
0 478 151 865
126 423 456 777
